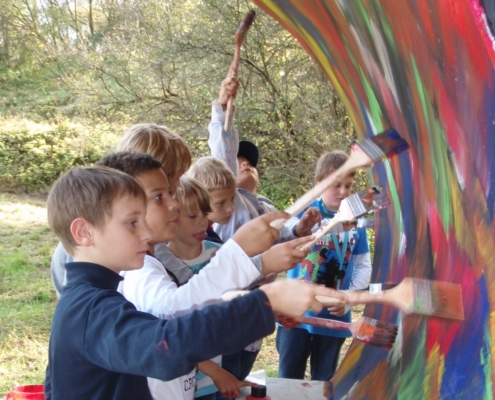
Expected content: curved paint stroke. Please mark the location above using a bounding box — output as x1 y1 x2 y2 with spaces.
252 0 495 398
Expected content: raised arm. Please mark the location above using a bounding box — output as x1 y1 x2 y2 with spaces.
208 75 240 175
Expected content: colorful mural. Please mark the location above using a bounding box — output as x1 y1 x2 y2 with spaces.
252 1 495 398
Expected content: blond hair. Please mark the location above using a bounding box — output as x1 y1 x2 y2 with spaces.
47 166 146 255
116 123 192 178
174 176 212 215
187 156 236 191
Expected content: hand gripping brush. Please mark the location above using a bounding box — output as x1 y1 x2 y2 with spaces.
298 185 390 252
271 129 409 229
316 278 464 320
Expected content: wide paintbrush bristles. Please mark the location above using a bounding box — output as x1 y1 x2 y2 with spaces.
411 279 464 320
357 129 410 162
356 317 398 350
345 185 390 217
235 10 256 38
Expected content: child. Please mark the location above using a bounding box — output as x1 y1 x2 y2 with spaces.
45 164 345 399
276 150 372 381
207 76 321 244
96 152 315 399
168 176 244 399
193 75 319 394
50 123 194 297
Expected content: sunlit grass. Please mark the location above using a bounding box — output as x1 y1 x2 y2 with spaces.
0 193 58 397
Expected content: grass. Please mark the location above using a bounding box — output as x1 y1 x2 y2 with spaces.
0 192 363 397
0 192 58 397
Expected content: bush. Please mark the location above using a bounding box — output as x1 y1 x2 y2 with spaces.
0 119 118 191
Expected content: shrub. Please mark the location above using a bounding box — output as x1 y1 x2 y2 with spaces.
0 119 118 191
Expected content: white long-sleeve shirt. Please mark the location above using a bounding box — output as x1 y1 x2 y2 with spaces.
207 100 299 243
118 239 262 400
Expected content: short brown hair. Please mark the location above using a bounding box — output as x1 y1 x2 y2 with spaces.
314 150 354 183
96 152 162 177
47 166 146 255
174 176 212 215
116 123 192 178
187 156 236 191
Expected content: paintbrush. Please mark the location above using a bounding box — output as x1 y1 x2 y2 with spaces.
277 315 398 350
316 278 464 320
298 185 390 252
271 129 408 229
224 10 256 131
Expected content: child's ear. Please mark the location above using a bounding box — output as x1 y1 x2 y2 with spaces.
70 218 95 247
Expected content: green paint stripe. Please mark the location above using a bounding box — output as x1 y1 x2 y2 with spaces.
398 325 426 400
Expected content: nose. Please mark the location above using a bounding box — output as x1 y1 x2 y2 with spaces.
226 199 235 213
199 215 208 229
167 196 179 212
141 222 153 243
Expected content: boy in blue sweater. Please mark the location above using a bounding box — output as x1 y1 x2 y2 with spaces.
276 150 372 381
45 164 344 399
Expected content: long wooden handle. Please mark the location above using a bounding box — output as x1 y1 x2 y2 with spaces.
281 315 351 331
298 215 344 252
316 290 385 307
286 147 373 218
224 97 235 131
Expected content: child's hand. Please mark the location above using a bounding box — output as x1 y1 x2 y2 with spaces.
260 280 347 316
211 368 255 399
294 207 321 237
260 235 314 275
219 75 239 108
232 211 290 257
327 301 347 316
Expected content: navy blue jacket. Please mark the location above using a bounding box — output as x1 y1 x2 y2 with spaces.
45 262 275 400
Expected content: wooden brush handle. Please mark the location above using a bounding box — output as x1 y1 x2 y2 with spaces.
282 146 374 220
316 291 383 307
224 44 241 132
317 284 408 312
224 97 235 132
298 215 344 252
288 315 350 331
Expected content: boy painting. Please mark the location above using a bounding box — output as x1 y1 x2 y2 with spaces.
45 164 346 399
45 166 267 399
276 150 372 381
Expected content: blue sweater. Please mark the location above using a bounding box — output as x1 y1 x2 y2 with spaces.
45 262 275 400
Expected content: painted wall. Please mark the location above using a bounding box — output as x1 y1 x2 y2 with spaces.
252 1 495 398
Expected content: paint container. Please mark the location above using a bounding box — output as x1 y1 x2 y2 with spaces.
6 384 45 400
246 385 271 400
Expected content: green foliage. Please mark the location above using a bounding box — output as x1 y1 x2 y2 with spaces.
0 119 117 191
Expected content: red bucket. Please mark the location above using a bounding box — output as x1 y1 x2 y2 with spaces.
6 385 45 400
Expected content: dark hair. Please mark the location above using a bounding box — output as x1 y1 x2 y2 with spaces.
47 166 146 255
96 152 162 177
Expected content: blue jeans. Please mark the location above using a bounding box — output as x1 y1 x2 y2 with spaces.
214 349 260 400
276 326 345 381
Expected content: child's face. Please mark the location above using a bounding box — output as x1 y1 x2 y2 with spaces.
175 203 209 248
208 187 236 225
319 174 354 211
135 168 179 244
236 156 259 193
90 195 151 273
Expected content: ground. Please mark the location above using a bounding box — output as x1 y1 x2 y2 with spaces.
0 192 363 397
